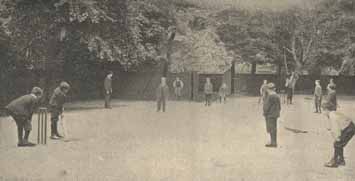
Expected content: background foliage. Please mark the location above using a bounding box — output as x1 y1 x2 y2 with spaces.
1 0 355 105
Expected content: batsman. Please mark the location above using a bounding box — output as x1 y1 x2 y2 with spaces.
49 81 70 140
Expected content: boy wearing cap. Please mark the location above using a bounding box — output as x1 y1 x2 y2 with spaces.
322 103 355 168
263 83 281 147
104 71 113 109
5 87 43 147
156 77 169 112
49 81 70 139
314 80 323 113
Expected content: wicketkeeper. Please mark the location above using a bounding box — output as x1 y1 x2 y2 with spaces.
5 87 43 147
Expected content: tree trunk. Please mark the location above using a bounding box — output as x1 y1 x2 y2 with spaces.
277 63 282 92
163 61 168 77
295 61 303 74
251 62 256 75
231 61 235 94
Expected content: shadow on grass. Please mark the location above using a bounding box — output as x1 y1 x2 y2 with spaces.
63 138 81 142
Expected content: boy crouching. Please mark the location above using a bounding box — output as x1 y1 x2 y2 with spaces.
5 87 43 147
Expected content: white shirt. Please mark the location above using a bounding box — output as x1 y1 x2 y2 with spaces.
327 111 353 140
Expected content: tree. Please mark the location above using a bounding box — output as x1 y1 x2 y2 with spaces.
215 8 280 74
170 29 232 73
0 0 182 71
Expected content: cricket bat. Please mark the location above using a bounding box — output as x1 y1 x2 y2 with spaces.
60 115 68 140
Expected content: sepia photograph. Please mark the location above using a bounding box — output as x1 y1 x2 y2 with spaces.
0 0 355 180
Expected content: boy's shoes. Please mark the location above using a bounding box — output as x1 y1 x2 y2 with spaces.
18 141 36 147
338 159 346 166
324 158 338 168
25 142 36 147
56 133 64 138
265 143 277 148
50 135 61 140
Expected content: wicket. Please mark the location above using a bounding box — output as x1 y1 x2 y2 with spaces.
37 107 48 145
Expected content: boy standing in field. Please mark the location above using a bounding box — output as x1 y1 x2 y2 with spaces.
204 77 213 106
219 83 228 104
173 77 184 100
327 78 336 91
49 81 70 139
285 74 293 104
314 80 323 113
322 103 355 168
259 80 268 103
156 77 169 112
263 83 281 148
325 84 337 111
104 71 114 109
5 87 43 147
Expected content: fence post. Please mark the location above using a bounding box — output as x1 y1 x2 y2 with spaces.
231 61 235 94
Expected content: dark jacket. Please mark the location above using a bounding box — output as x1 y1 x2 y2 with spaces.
104 77 112 93
5 94 39 119
263 93 281 119
49 87 67 110
156 84 169 100
326 90 337 111
173 80 184 88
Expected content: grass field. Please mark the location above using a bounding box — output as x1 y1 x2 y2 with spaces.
0 95 354 181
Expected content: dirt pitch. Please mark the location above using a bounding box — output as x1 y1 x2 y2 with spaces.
0 95 354 181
